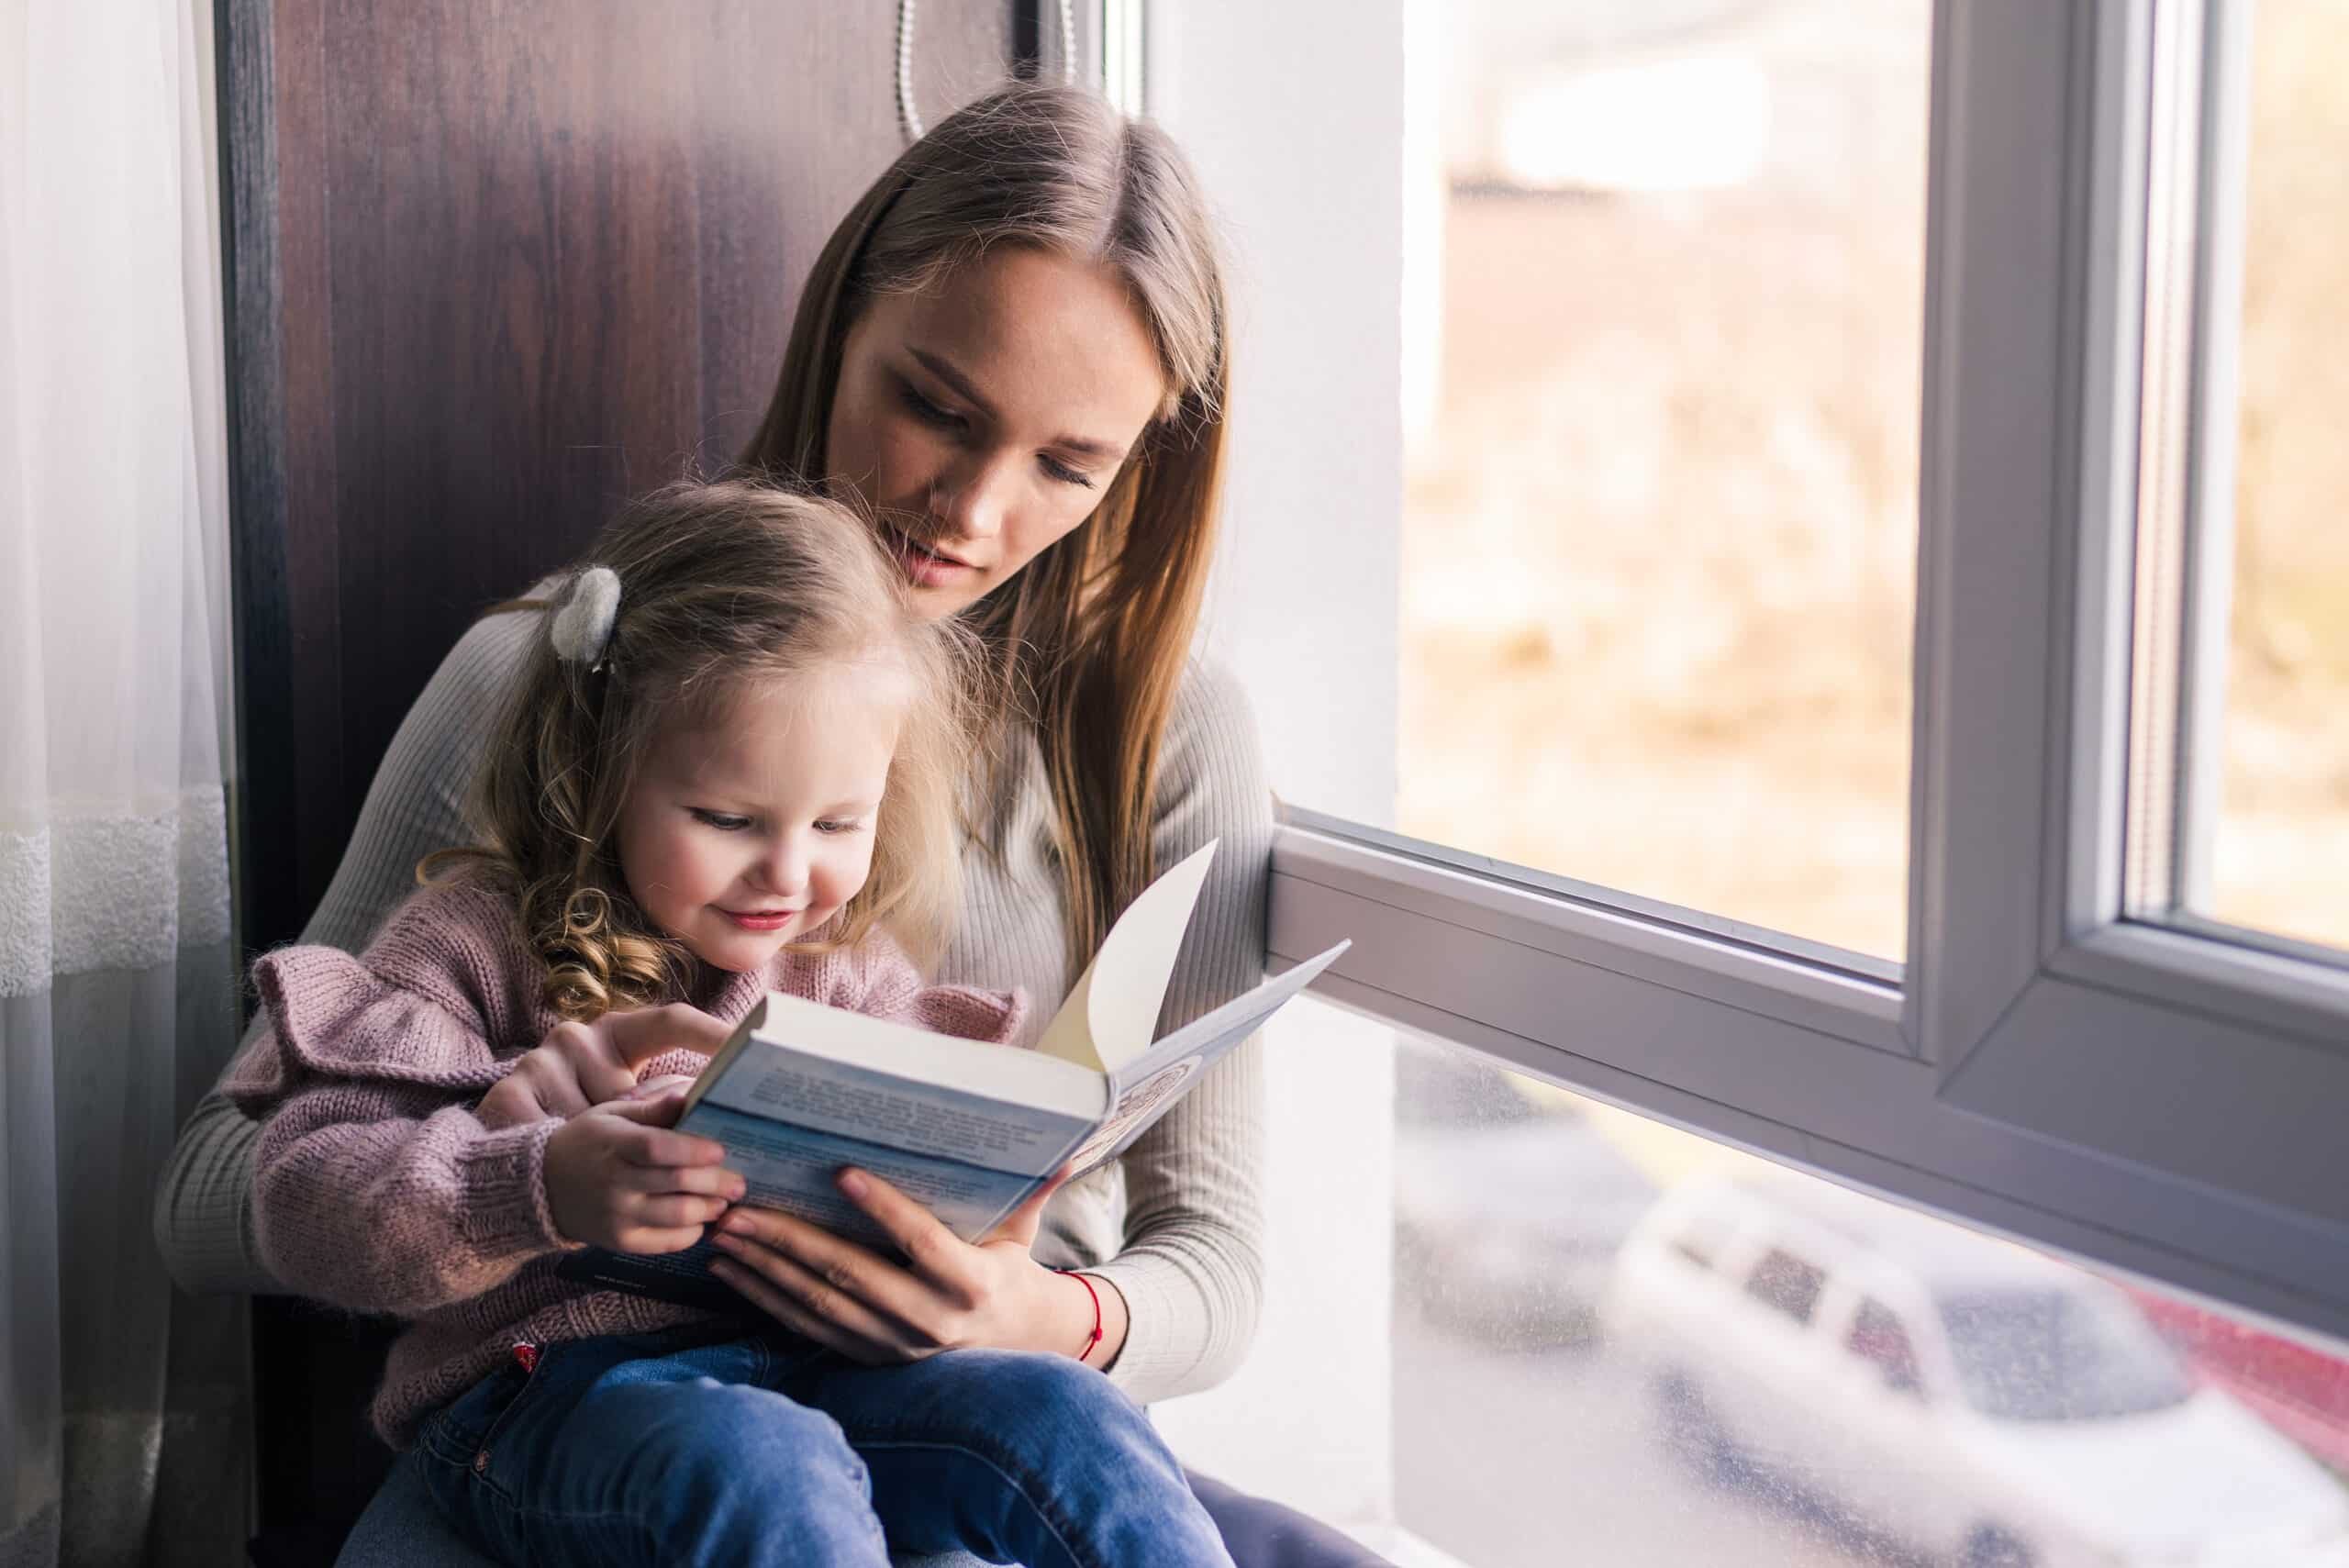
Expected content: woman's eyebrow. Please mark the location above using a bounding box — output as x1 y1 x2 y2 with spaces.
909 348 998 418
908 347 1127 462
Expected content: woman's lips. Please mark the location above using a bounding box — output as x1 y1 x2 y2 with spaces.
882 524 977 587
719 908 801 932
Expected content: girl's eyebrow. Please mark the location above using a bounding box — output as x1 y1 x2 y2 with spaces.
907 347 1127 462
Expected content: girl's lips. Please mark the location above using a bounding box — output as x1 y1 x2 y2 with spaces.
720 909 800 932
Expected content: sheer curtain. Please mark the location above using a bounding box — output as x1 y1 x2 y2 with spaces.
2 2 249 1564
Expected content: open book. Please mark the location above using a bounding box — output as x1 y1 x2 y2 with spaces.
556 841 1348 1308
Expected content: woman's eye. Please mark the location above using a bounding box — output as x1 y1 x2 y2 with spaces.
1040 454 1096 490
896 379 964 432
690 809 752 831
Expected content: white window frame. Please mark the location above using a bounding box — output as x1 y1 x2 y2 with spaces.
1244 0 2349 1351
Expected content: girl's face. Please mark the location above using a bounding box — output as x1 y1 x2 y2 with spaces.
615 662 903 973
826 246 1170 619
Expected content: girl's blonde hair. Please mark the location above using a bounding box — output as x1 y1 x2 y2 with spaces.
431 479 974 1021
742 83 1231 975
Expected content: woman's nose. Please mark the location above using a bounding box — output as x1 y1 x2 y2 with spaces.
930 453 1016 542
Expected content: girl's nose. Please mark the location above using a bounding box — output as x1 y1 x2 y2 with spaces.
757 835 808 897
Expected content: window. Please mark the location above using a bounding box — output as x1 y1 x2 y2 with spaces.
2204 0 2349 954
1742 1247 1826 1326
2120 0 2349 957
1938 1290 2193 1423
1147 0 2349 1543
1845 1299 1923 1396
1671 1210 1734 1273
1194 0 2349 1354
1397 0 1931 960
1383 1037 2349 1568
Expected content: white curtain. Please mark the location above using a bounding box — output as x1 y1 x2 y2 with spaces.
2 2 250 1564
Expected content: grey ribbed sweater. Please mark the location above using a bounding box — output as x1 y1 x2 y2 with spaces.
153 606 1273 1407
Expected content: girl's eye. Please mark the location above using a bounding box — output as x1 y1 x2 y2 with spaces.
896 378 965 432
1040 453 1096 490
813 818 868 836
690 808 752 831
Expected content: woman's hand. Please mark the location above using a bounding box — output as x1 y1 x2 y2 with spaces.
543 1096 745 1253
477 1004 732 1129
706 1167 1129 1366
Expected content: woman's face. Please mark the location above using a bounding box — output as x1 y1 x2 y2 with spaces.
826 246 1169 619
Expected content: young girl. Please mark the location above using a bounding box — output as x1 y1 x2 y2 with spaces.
223 479 1234 1568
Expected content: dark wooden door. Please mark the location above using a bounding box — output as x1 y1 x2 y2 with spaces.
220 2 1027 1545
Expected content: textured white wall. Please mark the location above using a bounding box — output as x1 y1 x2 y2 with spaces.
1146 0 1406 1531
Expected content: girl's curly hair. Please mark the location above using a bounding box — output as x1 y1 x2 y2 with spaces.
425 478 977 1021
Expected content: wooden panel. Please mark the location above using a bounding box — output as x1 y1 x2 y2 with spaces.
230 0 1017 963
222 0 1020 1545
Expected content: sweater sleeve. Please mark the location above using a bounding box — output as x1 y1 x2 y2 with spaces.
1088 661 1274 1406
250 1084 568 1318
151 608 539 1295
832 931 1029 1043
231 923 569 1315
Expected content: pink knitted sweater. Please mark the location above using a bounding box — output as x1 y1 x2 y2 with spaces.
222 874 1024 1450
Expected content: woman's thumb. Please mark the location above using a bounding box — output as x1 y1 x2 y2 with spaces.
988 1165 1073 1248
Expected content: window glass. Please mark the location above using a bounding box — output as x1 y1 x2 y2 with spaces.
1844 1299 1921 1396
1673 1210 1735 1273
2206 0 2349 951
1743 1247 1826 1326
1397 0 1930 959
1938 1290 2193 1423
1388 1032 2349 1568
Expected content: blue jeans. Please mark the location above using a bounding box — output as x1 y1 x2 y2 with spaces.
413 1324 1235 1568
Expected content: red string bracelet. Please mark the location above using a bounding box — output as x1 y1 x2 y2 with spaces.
1060 1270 1104 1363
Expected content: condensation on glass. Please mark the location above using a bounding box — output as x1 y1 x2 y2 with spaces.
1397 0 1928 960
1390 1031 2349 1568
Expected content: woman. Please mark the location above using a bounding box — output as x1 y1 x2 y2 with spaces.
156 82 1270 1559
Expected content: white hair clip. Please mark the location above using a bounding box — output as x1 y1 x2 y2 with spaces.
550 565 622 670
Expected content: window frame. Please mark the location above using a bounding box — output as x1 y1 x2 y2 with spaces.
1250 0 2349 1352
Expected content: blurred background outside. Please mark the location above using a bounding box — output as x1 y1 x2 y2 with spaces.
1396 0 2347 960
1386 2 2349 1562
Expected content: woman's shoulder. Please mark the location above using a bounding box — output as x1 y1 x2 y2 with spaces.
1164 656 1261 742
432 599 545 708
1151 656 1272 845
299 596 544 955
381 597 544 784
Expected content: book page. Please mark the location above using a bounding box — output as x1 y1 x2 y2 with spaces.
1067 940 1351 1173
1032 840 1220 1073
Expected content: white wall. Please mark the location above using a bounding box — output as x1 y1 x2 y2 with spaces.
1152 0 1403 829
1146 0 1406 1531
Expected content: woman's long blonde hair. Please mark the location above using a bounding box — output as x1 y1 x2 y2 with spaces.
743 83 1231 974
433 479 975 1021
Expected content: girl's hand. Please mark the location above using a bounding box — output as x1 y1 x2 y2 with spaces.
543 1097 745 1253
478 1004 732 1129
706 1167 1128 1366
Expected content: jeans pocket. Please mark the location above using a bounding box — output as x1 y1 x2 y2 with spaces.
417 1342 563 1480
